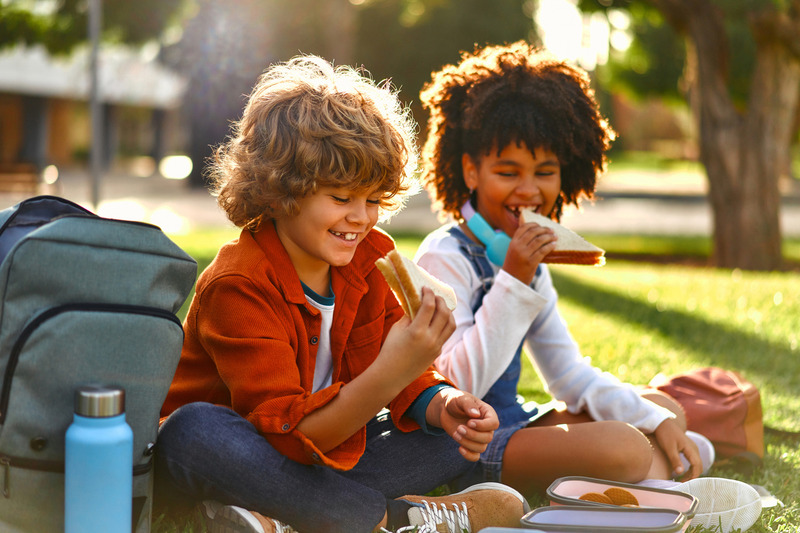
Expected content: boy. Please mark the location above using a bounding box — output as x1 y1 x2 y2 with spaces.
156 55 528 533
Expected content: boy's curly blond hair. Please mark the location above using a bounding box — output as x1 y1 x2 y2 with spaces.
420 41 615 222
209 55 419 230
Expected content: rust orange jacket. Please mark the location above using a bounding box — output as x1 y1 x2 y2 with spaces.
161 221 451 470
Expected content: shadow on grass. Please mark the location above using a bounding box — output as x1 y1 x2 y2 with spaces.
550 270 799 400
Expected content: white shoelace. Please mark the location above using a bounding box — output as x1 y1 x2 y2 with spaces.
411 499 472 533
270 518 299 533
388 526 436 533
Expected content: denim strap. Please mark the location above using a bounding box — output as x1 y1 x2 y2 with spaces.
445 225 540 427
446 226 495 313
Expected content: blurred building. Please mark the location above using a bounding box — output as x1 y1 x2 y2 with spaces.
0 45 187 174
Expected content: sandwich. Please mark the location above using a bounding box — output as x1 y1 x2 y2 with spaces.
521 209 605 266
375 249 457 319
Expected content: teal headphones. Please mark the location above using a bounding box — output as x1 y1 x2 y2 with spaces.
461 200 510 266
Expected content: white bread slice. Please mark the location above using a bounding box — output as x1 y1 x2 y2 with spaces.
375 249 457 319
521 209 605 266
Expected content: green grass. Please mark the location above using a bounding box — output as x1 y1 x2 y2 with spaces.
525 262 800 532
607 150 706 174
158 229 800 532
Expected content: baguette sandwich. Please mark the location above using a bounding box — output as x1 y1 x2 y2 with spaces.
375 249 457 319
521 209 605 266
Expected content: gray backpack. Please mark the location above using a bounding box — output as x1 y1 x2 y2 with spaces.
0 196 197 533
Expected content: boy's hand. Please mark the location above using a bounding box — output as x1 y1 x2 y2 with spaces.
654 418 702 480
378 287 456 383
297 288 454 453
427 388 498 461
503 222 557 285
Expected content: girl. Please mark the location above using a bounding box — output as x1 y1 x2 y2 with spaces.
413 41 710 496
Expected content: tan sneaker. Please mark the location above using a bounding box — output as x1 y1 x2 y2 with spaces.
399 482 530 532
202 500 299 533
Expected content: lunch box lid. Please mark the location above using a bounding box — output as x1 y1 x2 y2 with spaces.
521 505 686 532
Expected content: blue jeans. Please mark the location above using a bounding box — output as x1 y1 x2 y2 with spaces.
155 403 483 532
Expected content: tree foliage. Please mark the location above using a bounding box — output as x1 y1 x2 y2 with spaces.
596 5 686 103
160 0 535 186
354 0 536 116
0 0 186 54
586 0 757 108
581 0 800 270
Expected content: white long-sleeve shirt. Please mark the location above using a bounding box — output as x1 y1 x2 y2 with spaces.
415 225 674 433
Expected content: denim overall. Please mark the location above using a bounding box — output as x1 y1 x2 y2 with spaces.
447 226 542 428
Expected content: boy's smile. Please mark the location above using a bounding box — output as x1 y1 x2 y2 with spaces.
463 143 562 238
274 185 381 294
330 231 359 241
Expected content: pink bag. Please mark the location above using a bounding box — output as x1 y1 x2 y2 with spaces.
649 367 763 465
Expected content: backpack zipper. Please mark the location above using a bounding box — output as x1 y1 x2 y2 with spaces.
1 456 8 498
0 302 181 425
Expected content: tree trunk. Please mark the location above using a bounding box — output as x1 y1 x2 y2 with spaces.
650 0 800 270
318 0 356 64
702 43 800 270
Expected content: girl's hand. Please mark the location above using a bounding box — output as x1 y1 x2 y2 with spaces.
377 287 456 383
427 388 498 461
503 222 557 285
654 418 702 480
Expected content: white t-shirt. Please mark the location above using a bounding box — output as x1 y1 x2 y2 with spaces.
302 284 334 393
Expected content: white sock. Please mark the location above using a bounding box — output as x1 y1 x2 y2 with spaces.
676 430 715 476
635 478 682 490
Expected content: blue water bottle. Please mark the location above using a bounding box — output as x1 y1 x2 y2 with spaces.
65 385 133 533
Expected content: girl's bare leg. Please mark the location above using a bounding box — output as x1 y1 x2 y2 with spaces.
501 390 690 495
500 411 654 496
501 388 686 494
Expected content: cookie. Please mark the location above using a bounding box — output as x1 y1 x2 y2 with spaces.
604 487 639 506
578 492 614 504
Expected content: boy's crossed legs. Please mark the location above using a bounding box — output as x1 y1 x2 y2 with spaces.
156 403 526 532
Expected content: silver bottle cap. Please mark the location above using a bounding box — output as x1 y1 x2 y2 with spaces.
74 386 125 417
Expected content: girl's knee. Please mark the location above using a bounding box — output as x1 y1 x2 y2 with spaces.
639 390 687 430
597 421 652 481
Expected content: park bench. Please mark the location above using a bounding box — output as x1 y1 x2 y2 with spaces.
0 163 42 196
